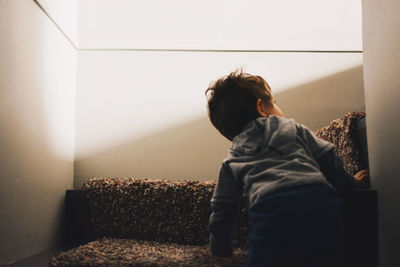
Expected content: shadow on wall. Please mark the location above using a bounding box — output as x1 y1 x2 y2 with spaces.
275 65 364 130
74 65 364 188
74 117 231 188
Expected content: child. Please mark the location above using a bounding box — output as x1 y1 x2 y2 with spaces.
205 71 367 267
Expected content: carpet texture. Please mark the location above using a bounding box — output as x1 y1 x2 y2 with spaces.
314 111 366 175
49 238 247 267
81 178 249 248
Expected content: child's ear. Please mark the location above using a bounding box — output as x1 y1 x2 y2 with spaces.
256 99 268 117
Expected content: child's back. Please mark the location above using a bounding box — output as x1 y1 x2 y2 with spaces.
205 71 358 267
223 115 340 207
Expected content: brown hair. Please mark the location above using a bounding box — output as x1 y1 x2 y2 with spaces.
205 70 273 141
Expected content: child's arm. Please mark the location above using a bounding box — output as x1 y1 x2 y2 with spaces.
208 163 243 257
315 149 355 191
297 123 356 191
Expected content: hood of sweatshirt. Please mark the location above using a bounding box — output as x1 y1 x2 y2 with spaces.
230 115 297 157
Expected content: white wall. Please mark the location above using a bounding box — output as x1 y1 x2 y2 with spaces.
74 1 364 187
36 0 78 46
74 51 363 187
77 0 362 51
0 0 75 264
23 0 364 213
363 0 400 266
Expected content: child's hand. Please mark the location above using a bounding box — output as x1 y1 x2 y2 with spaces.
354 169 369 182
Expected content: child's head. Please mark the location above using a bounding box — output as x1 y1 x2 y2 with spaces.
205 70 283 141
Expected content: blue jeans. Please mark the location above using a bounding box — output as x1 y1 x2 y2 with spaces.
247 183 344 267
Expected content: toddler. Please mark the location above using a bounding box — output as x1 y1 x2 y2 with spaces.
205 71 367 267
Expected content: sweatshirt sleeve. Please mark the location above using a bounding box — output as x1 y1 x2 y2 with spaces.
208 163 243 257
316 150 355 192
297 123 335 159
297 123 355 191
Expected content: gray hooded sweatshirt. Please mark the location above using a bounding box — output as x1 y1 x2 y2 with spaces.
209 115 354 257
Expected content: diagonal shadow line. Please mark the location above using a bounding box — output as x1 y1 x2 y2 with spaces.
32 0 78 50
73 66 364 187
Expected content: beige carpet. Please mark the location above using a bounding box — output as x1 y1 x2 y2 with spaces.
49 238 247 267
